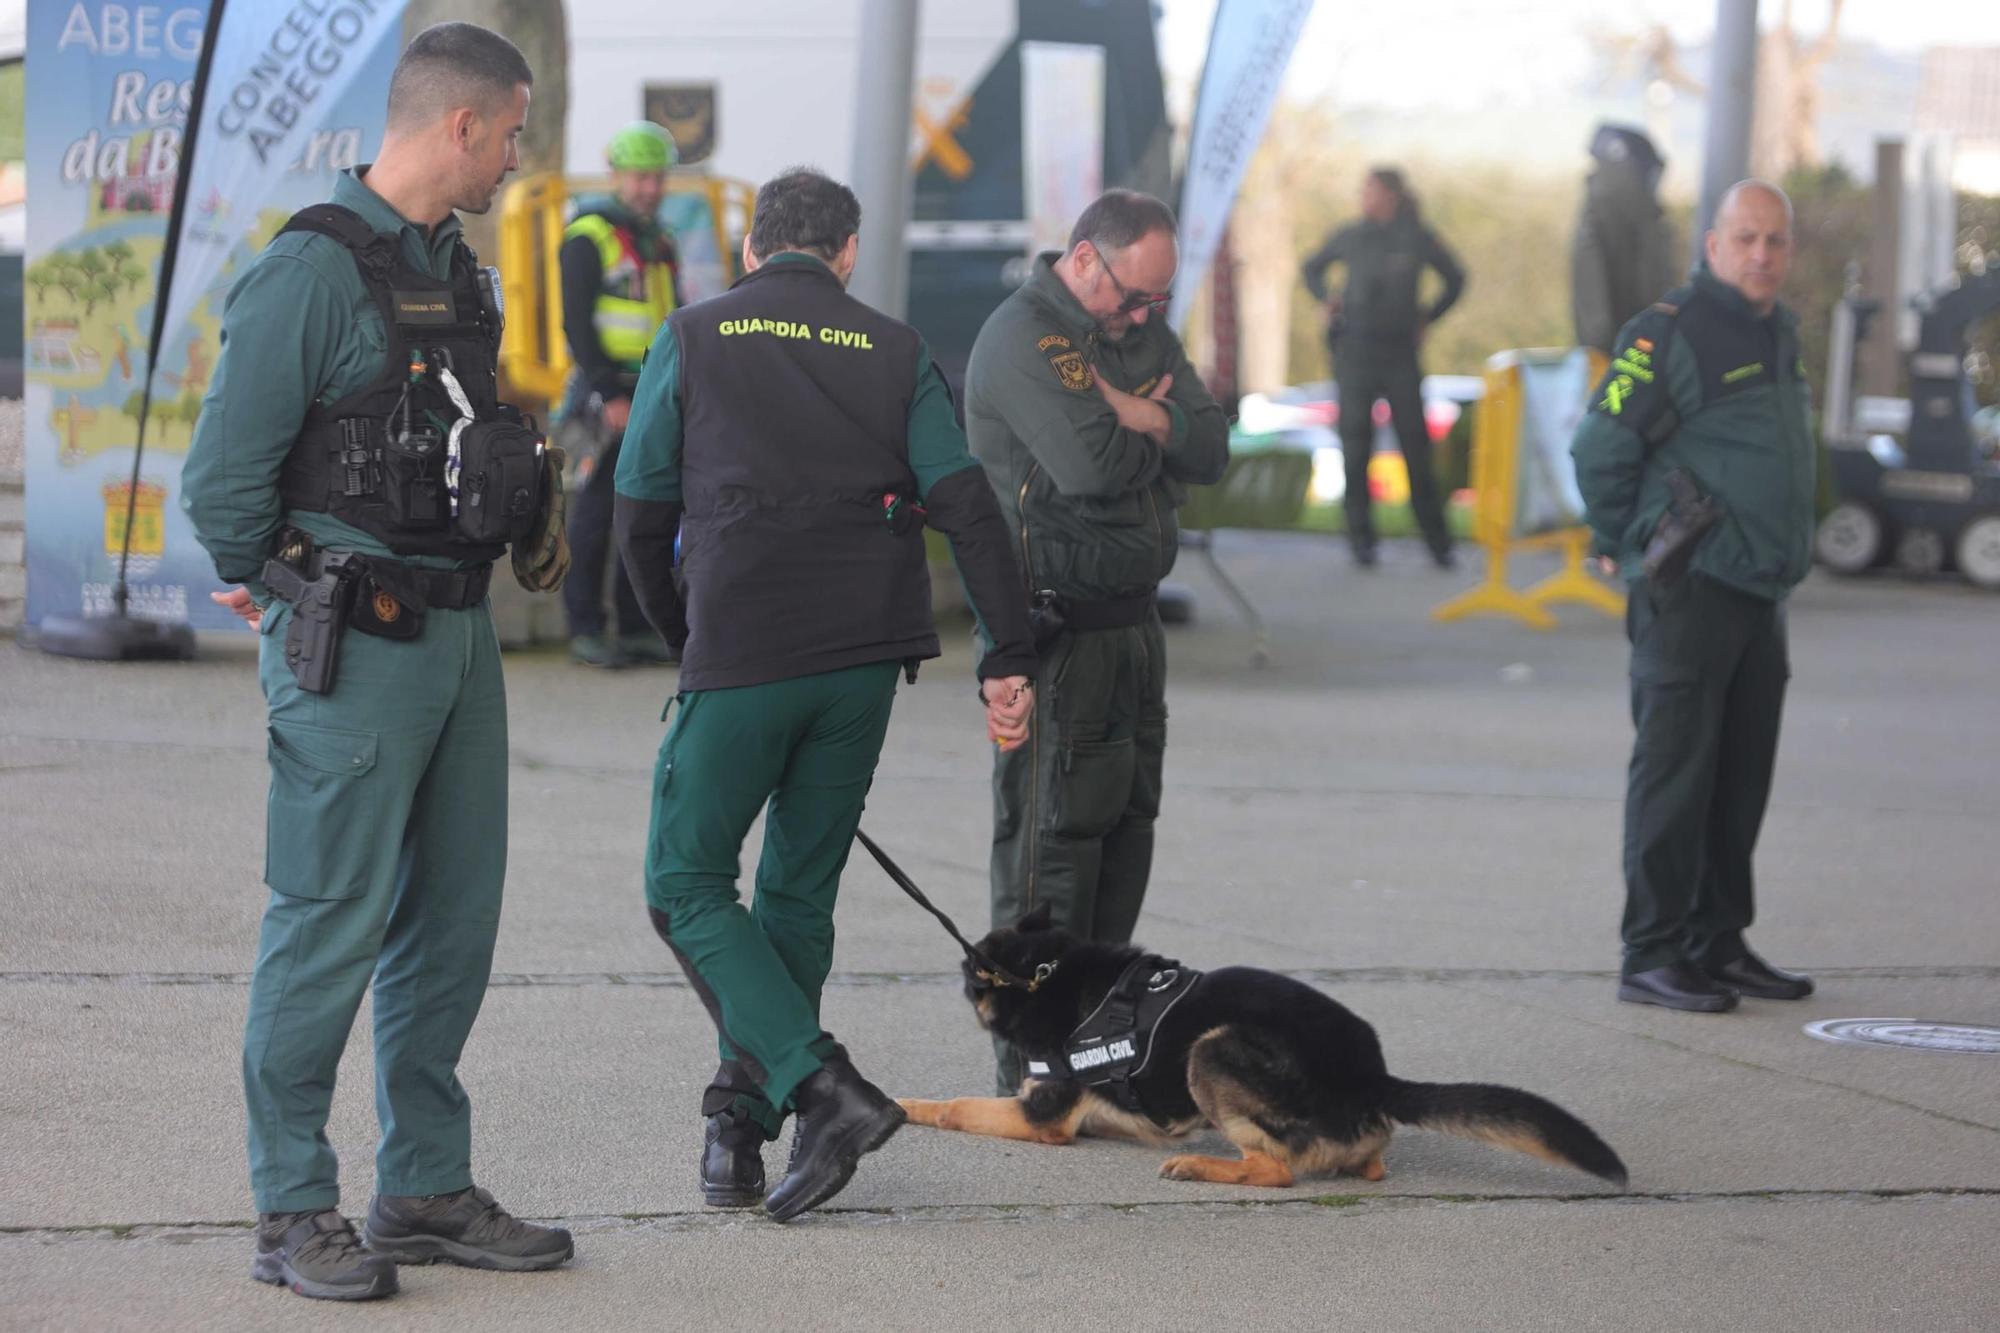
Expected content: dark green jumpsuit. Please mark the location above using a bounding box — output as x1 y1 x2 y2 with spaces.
965 253 1230 1091
182 170 511 1214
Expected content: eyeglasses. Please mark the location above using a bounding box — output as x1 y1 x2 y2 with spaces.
1095 245 1171 315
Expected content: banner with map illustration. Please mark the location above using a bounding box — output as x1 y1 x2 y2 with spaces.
22 0 406 631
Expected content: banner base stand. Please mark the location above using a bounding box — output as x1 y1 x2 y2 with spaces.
1433 531 1623 631
34 612 198 662
1523 535 1627 620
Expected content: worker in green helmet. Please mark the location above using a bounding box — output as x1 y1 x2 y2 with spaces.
561 120 683 667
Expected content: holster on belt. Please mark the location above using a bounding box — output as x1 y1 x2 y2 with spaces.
261 544 358 696
261 533 496 692
1642 469 1724 586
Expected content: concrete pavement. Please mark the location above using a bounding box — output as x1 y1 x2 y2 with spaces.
3 534 1997 1330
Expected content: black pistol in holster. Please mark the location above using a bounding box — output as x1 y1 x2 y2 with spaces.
261 546 358 695
1642 469 1724 586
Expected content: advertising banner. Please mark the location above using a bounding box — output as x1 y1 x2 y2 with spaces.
1168 0 1311 332
22 0 406 630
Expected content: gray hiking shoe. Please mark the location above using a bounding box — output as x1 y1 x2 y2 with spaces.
363 1186 574 1271
250 1209 398 1301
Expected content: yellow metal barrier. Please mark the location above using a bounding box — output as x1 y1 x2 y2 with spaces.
496 171 756 410
1432 348 1625 630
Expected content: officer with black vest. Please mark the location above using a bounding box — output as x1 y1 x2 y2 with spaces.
183 25 572 1301
614 168 1038 1221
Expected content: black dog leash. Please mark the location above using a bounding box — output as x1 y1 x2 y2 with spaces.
852 828 1055 992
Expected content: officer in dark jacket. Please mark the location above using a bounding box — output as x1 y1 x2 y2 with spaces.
614 168 1038 1221
182 24 572 1301
1300 167 1465 567
965 190 1230 1093
1572 124 1678 356
1571 180 1818 1014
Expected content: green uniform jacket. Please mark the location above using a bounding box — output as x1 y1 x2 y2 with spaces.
1570 265 1817 601
182 168 476 598
965 254 1230 601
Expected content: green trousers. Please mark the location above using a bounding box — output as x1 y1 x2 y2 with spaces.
989 617 1167 1091
644 662 900 1133
1622 575 1789 974
244 599 507 1214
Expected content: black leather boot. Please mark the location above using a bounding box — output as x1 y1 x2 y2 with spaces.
1703 950 1814 1000
762 1049 904 1223
701 1109 767 1208
1617 961 1740 1012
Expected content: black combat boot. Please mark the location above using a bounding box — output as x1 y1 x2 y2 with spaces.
701 1108 768 1208
363 1186 573 1271
762 1047 904 1223
251 1209 398 1301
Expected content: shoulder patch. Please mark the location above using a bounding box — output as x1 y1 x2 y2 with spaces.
1037 333 1071 353
1049 347 1095 392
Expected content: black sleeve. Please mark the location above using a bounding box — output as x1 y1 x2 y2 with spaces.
922 467 1038 681
1299 228 1348 302
560 234 628 402
1423 227 1467 324
613 494 688 651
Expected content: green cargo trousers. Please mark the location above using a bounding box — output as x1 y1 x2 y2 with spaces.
1621 574 1789 974
644 662 900 1134
244 598 508 1214
989 616 1167 1091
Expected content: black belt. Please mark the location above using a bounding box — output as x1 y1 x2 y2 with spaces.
306 550 493 609
1054 590 1157 632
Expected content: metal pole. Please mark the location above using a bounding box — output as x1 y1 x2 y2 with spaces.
849 0 920 318
1694 0 1759 264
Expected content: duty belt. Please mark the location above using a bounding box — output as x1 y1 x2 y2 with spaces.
297 549 493 610
1048 589 1157 632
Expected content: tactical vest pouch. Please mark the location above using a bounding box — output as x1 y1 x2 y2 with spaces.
381 424 448 530
452 419 546 546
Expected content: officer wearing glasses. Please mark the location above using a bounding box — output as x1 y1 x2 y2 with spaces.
964 189 1230 1093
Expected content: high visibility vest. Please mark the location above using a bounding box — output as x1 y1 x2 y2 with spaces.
564 210 678 371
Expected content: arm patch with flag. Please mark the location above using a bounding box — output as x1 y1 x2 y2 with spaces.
1587 303 1680 445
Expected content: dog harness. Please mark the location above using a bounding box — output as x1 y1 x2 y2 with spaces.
1026 954 1203 1120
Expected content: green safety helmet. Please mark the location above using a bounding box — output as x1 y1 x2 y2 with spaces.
607 121 677 173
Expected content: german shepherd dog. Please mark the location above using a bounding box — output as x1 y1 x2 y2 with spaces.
899 907 1628 1188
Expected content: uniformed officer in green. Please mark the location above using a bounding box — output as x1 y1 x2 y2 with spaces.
614 167 1038 1221
1571 180 1818 1015
183 24 572 1300
964 189 1230 1093
1300 167 1466 568
559 121 682 668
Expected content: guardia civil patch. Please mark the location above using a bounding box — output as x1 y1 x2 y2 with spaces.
1050 349 1095 392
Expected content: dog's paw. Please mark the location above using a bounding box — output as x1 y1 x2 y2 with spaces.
1159 1155 1208 1182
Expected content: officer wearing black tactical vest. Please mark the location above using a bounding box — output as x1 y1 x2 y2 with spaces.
614 167 1038 1222
183 24 572 1302
1571 180 1818 1015
964 190 1231 1095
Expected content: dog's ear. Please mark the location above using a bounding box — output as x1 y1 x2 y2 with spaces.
1017 902 1056 933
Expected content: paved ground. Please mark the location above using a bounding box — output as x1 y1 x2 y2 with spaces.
3 535 1997 1331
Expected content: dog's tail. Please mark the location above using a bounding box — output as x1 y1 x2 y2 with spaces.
1379 1078 1628 1184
